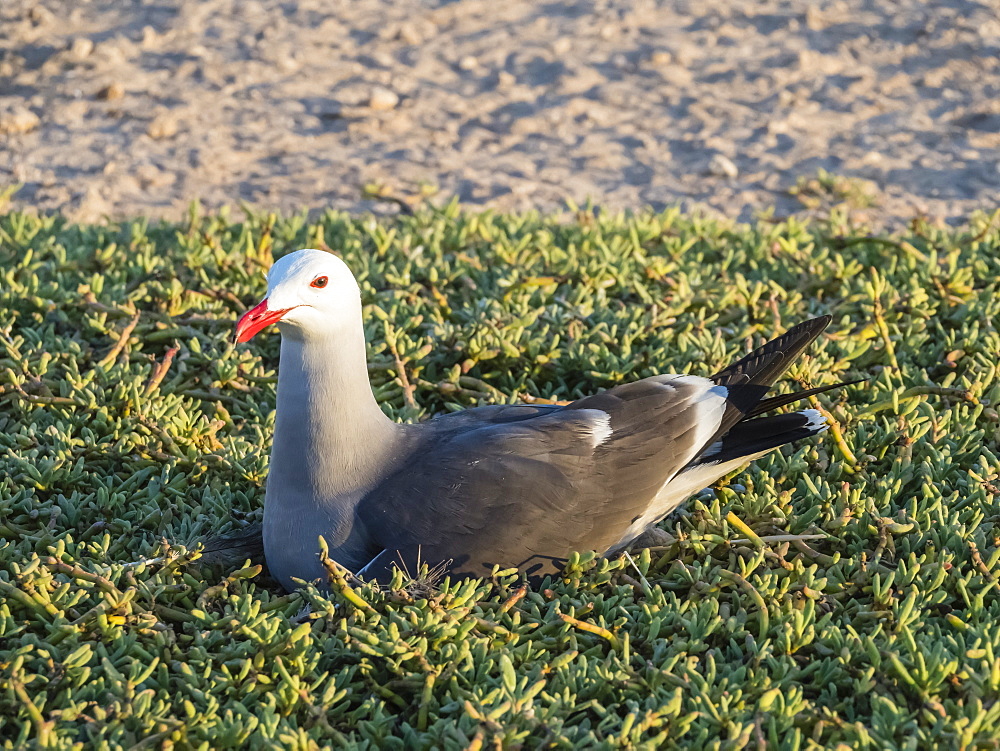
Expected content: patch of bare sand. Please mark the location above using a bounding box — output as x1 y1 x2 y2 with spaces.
1 0 998 224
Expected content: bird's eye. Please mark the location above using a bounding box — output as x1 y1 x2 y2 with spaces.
310 276 329 288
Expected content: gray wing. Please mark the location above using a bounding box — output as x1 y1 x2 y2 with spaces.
356 375 726 581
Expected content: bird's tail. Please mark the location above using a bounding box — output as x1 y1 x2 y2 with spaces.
694 408 829 466
689 315 859 465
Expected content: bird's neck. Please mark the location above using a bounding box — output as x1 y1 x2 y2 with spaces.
270 324 402 498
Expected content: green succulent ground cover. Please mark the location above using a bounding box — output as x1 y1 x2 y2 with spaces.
2 204 1000 750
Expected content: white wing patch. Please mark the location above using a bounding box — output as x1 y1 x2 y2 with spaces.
588 412 613 448
670 375 728 455
604 375 728 549
652 375 728 457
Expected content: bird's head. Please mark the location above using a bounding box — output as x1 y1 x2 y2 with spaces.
235 248 361 343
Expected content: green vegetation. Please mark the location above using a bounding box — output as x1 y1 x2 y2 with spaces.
789 169 879 213
2 204 1000 749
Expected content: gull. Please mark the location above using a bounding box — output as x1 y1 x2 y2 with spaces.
235 248 846 589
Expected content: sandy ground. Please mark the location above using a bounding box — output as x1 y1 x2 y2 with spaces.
1 0 998 224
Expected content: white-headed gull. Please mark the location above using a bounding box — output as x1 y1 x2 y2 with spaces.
235 248 846 589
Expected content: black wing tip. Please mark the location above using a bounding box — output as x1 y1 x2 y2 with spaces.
701 313 837 452
711 313 833 387
746 377 867 417
798 314 833 328
780 314 833 343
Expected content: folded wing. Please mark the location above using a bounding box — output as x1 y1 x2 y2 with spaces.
358 376 727 580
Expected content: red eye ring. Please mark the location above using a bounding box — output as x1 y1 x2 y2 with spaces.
310 276 329 288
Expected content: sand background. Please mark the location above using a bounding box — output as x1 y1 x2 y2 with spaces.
1 0 998 224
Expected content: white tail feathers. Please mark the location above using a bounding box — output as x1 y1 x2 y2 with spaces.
799 408 828 432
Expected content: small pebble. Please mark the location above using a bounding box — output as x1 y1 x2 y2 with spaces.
497 71 516 89
552 37 572 56
709 153 739 178
368 86 399 111
68 37 94 59
29 4 54 25
395 22 423 45
97 82 125 101
0 106 40 135
147 113 179 139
